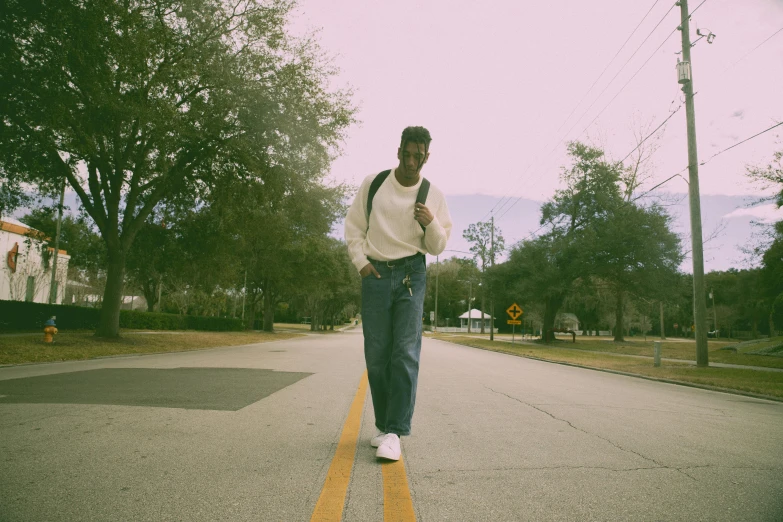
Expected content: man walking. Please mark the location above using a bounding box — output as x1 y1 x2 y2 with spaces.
344 126 452 461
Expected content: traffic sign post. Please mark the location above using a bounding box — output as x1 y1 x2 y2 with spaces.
506 304 523 344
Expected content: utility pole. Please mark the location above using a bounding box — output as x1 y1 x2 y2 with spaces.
48 176 66 304
678 0 709 366
490 215 495 341
467 280 472 334
434 255 439 332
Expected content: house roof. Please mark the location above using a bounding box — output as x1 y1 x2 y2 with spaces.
0 217 45 238
458 309 494 320
1 218 68 255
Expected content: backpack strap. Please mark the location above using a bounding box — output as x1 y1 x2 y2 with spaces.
366 170 391 225
366 170 430 232
416 178 430 232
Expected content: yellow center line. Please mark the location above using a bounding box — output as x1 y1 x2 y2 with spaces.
382 458 416 521
310 371 368 522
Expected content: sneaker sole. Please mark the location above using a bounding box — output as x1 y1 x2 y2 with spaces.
375 447 400 461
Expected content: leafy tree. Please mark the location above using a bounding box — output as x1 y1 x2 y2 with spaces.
424 257 479 328
747 147 783 207
0 0 355 336
203 173 348 331
563 277 609 336
746 146 783 336
760 222 783 336
291 238 358 331
591 202 682 341
124 220 181 312
532 142 623 340
19 206 106 272
463 220 505 333
495 235 575 340
0 173 32 218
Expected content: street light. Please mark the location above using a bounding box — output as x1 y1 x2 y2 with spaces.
458 279 473 333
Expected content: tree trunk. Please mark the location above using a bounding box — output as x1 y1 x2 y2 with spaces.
263 286 274 332
769 310 776 338
480 288 485 334
143 278 159 312
246 296 258 330
752 318 758 339
542 295 564 343
614 288 625 342
96 249 126 338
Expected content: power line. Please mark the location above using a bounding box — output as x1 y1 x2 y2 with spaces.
724 26 783 72
689 0 709 16
492 3 682 221
481 1 676 222
490 1 711 224
576 25 679 140
633 119 782 201
619 104 682 164
496 94 683 223
699 120 783 167
558 2 679 147
631 168 689 202
555 0 664 134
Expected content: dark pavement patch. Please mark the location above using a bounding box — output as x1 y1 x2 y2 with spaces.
0 368 312 411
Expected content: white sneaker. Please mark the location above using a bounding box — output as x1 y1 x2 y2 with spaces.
371 431 387 448
375 433 401 461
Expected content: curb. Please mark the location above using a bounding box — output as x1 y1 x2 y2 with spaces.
0 332 309 369
430 337 783 404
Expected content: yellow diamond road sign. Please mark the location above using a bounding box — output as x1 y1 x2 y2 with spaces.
506 303 523 320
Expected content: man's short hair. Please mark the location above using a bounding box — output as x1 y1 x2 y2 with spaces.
400 126 432 149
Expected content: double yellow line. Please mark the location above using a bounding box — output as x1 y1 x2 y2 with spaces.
310 371 416 521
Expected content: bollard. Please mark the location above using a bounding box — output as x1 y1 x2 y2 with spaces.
653 341 661 367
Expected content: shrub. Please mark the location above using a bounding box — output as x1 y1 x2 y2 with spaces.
0 300 243 332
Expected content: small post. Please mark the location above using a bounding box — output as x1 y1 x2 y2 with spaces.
654 341 662 367
512 323 515 345
659 301 666 340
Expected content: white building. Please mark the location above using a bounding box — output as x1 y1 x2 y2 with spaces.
1 218 70 304
459 309 495 332
555 312 580 331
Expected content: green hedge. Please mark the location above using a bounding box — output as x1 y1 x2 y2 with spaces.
0 300 243 332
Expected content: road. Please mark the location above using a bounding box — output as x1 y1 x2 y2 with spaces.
1 327 782 521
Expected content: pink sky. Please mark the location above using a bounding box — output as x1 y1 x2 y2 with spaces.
290 0 783 209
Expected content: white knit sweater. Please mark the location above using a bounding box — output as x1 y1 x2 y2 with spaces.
344 169 453 273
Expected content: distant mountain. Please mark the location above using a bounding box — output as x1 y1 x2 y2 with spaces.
13 190 766 273
436 192 764 273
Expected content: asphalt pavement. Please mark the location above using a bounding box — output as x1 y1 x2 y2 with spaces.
1 327 782 521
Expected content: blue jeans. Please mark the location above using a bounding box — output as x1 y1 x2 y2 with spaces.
361 255 426 436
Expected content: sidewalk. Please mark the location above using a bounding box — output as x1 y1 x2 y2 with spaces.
490 337 783 373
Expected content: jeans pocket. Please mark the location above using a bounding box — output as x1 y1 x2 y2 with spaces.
410 258 427 275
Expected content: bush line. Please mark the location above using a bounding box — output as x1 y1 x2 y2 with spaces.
0 300 243 332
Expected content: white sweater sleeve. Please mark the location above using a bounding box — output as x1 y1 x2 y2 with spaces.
423 188 452 256
344 176 372 272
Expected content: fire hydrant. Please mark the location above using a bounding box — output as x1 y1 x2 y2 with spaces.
43 318 58 343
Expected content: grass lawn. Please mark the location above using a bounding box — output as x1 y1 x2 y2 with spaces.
552 336 783 369
0 329 304 366
430 334 783 400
